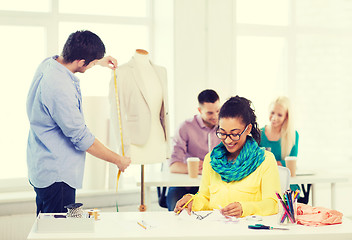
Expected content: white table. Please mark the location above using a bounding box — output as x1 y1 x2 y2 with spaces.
27 211 352 240
137 172 348 209
290 174 348 209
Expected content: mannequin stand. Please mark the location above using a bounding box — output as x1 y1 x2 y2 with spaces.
139 165 147 212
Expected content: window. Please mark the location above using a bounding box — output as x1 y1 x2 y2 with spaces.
236 0 289 26
0 26 46 179
235 0 352 171
0 0 50 12
59 0 147 17
236 36 287 124
0 0 150 191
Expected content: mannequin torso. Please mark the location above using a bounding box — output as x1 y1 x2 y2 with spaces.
130 51 167 164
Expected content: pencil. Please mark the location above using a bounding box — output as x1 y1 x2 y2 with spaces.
285 192 292 215
293 190 300 201
137 221 147 229
176 193 198 215
287 191 295 222
275 192 295 223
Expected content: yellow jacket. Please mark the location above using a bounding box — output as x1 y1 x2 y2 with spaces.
192 150 280 217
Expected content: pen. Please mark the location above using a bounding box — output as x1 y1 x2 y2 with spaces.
176 193 198 215
275 192 295 223
137 221 147 230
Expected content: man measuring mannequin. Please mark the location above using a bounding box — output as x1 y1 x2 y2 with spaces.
26 30 131 215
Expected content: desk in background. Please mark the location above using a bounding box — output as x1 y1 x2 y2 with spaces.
137 172 348 209
27 211 352 240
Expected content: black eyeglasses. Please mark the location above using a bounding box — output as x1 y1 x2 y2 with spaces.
216 125 249 141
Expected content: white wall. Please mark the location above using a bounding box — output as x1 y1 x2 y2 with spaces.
174 0 207 126
173 0 237 128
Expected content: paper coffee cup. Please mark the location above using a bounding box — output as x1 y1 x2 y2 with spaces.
187 157 200 178
285 156 297 177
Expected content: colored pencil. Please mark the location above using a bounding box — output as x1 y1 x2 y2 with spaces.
137 221 147 229
275 192 295 223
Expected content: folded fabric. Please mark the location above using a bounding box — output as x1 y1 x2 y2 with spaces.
296 203 343 227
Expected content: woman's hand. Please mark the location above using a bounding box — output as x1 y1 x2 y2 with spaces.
174 194 193 215
97 56 117 69
220 202 243 217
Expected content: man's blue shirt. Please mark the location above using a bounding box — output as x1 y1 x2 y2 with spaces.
26 56 95 189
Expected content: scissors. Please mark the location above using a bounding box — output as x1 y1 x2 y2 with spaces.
248 224 289 230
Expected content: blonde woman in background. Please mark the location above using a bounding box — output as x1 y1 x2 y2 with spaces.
259 96 309 203
259 96 299 167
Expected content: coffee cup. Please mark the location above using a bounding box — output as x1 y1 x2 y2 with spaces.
285 156 297 177
187 157 200 178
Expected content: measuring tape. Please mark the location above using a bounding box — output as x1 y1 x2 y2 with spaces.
114 69 124 191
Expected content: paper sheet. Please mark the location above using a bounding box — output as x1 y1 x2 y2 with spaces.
175 210 239 223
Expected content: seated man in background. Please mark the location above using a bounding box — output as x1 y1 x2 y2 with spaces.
166 89 221 211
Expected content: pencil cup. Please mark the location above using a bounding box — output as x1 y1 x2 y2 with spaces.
278 199 297 225
187 157 199 178
285 156 297 177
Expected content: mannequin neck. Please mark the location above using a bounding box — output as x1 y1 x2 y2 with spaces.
134 51 150 63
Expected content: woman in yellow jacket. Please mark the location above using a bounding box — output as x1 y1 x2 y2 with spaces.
174 96 281 217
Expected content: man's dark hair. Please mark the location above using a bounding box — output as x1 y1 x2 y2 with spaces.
197 89 219 105
62 30 106 66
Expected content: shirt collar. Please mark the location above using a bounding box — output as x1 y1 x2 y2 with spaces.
50 55 80 83
196 114 218 131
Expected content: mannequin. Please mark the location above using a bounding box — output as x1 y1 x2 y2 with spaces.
136 49 148 55
129 50 167 163
109 49 169 165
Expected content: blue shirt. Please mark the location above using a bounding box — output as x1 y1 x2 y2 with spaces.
26 56 95 189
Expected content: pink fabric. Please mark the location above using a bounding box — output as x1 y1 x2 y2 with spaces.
296 203 343 227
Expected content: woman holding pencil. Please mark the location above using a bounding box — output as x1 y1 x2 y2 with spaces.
174 96 281 217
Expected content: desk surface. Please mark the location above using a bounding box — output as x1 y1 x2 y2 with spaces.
137 171 349 187
27 211 352 240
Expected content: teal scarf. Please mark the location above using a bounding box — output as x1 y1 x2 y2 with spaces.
210 136 265 182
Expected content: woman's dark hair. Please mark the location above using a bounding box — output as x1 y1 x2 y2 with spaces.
219 95 261 144
62 30 106 66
